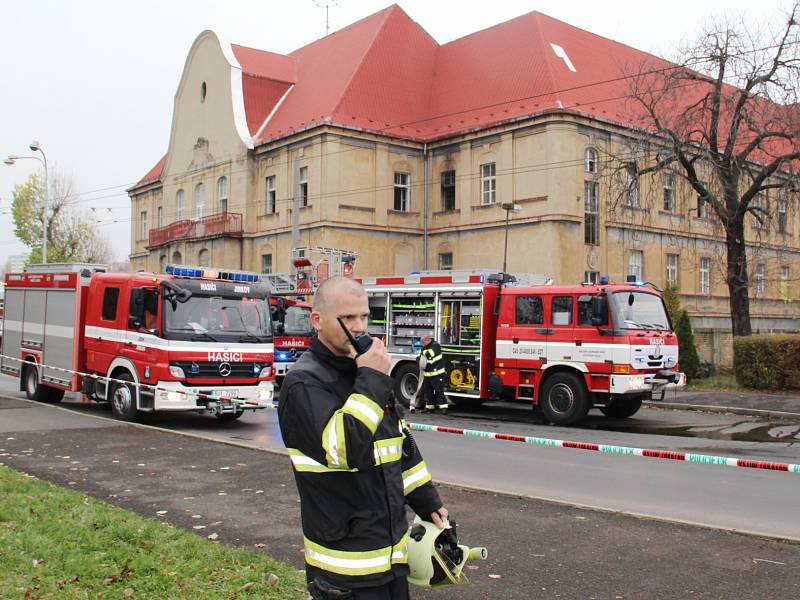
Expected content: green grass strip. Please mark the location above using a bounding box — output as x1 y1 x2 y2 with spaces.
0 465 306 599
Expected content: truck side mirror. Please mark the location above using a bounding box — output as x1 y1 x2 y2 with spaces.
128 288 145 329
590 296 607 326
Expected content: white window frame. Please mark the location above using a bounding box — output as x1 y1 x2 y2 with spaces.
584 271 599 284
752 194 766 229
663 174 675 212
756 263 766 298
666 253 679 285
778 199 787 233
176 189 185 221
394 172 410 212
262 254 273 275
217 176 228 213
480 163 496 205
140 211 148 241
438 252 453 271
195 183 205 219
157 206 163 228
626 164 639 208
584 181 599 245
441 170 456 211
780 265 790 301
585 148 598 173
299 166 308 207
265 175 276 214
700 257 711 295
629 249 643 281
697 185 709 219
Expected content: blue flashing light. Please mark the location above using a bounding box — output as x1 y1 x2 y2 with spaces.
276 351 290 362
165 264 260 284
599 275 609 285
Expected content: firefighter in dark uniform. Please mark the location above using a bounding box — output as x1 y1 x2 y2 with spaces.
420 335 448 413
278 276 449 599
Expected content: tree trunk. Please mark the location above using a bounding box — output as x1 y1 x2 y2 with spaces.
726 221 752 337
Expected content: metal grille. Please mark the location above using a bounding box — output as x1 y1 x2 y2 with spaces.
171 361 261 379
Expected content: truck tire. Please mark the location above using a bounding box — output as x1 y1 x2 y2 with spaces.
600 396 643 418
24 364 65 403
216 410 244 421
393 362 420 409
109 372 140 422
539 371 590 426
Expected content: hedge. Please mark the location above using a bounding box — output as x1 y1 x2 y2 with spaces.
733 335 800 390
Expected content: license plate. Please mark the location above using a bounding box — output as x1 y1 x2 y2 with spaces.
209 389 238 400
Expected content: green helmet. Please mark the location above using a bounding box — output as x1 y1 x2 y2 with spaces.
406 516 488 588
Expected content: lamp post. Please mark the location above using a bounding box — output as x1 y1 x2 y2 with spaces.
5 141 49 263
500 202 521 274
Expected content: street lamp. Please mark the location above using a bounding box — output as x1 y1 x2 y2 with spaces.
4 141 49 263
500 202 521 274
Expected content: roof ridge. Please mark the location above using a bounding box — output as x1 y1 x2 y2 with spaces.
330 5 399 119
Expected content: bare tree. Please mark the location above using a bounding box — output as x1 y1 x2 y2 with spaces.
617 3 800 336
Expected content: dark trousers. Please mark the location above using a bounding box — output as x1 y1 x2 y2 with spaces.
308 575 409 599
423 374 448 410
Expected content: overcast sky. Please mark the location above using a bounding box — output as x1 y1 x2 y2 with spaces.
0 0 794 268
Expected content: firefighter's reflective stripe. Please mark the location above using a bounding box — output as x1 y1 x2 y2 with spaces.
402 461 432 495
424 368 445 377
423 348 445 377
287 448 358 473
322 393 383 469
422 349 442 364
373 436 403 465
304 532 409 576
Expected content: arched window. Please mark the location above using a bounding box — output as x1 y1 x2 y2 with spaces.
176 189 185 221
159 255 167 273
172 251 182 264
200 81 207 103
217 176 228 213
585 148 599 173
195 183 205 219
198 249 210 267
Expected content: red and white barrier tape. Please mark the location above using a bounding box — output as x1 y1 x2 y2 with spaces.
407 423 800 475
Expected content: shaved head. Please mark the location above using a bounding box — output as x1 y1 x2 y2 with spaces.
313 276 366 314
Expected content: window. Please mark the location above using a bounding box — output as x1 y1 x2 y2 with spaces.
778 199 787 234
578 295 606 326
585 148 598 173
176 189 185 221
441 170 456 211
756 263 766 298
752 194 766 229
584 181 599 245
139 211 148 241
200 81 207 103
261 254 273 274
780 266 790 301
584 271 599 284
265 175 276 214
515 296 544 325
101 287 120 321
198 249 210 267
625 163 639 207
480 163 496 205
629 250 643 281
299 166 308 207
551 296 573 326
700 257 711 295
195 183 205 219
666 253 679 285
438 252 453 271
663 174 675 212
172 250 182 264
217 176 228 213
697 187 709 219
394 172 410 211
157 206 163 228
159 255 167 272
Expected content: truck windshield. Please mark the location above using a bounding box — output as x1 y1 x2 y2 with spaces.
164 294 272 342
610 291 670 330
282 305 313 336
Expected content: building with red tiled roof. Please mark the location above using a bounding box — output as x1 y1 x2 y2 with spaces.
128 4 799 366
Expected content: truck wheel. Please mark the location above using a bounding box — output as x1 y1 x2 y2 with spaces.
216 410 244 421
393 362 420 409
24 365 64 403
539 372 590 426
110 372 140 422
600 396 643 418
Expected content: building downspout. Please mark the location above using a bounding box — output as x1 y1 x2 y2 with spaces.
423 143 429 270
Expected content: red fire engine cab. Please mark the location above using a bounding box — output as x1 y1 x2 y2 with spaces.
0 264 275 422
361 271 685 425
269 295 313 383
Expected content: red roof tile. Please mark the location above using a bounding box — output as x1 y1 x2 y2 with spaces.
130 154 165 192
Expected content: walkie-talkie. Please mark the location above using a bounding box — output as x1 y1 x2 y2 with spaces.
337 317 373 356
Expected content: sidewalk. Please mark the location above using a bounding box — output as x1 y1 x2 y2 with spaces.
1 395 799 599
649 387 800 418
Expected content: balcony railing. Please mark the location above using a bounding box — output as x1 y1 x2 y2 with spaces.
148 212 243 248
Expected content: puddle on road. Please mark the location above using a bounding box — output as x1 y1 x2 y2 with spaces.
586 420 800 444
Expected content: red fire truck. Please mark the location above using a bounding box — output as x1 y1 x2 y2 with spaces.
0 264 275 422
361 271 685 425
269 295 313 383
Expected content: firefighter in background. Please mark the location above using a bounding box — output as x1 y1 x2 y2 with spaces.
420 335 448 413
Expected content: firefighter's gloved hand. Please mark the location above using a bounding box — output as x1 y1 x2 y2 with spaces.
308 578 353 599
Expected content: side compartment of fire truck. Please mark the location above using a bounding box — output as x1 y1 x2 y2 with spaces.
367 288 488 407
0 273 83 402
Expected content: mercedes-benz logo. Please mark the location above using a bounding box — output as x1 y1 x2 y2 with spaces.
218 362 232 377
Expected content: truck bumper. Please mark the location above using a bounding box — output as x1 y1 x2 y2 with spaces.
151 380 274 412
610 371 686 395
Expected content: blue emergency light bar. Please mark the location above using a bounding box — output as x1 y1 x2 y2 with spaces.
165 264 260 283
